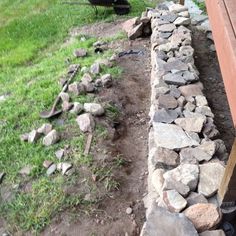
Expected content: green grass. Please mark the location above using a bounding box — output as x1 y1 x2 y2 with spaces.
193 0 206 13
0 0 152 233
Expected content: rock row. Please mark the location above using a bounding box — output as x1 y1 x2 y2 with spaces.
135 2 229 236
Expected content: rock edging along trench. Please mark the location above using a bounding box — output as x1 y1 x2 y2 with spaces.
130 2 229 236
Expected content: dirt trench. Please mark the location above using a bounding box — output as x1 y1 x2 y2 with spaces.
42 32 151 235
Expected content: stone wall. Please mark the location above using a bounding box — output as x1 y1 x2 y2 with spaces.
140 2 228 235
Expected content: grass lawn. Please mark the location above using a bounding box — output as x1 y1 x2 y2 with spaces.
0 0 152 233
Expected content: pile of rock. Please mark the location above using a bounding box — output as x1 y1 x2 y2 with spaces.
140 2 228 235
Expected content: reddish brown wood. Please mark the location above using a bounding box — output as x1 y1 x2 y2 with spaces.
206 0 236 202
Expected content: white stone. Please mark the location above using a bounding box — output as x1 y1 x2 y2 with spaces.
76 113 95 132
43 130 60 146
84 103 104 116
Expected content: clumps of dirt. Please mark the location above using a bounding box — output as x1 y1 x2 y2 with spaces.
192 29 235 151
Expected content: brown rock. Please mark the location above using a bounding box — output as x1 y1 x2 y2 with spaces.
74 48 87 58
128 23 144 40
158 94 178 109
43 160 53 169
200 230 225 236
179 82 204 97
122 17 139 33
184 204 222 232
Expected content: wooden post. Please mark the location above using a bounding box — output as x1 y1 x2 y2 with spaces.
218 138 236 203
179 0 185 5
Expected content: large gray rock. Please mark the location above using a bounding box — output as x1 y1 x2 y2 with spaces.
174 117 205 133
141 205 198 236
76 113 95 132
174 17 191 26
198 162 225 197
160 13 178 23
153 108 178 124
153 123 199 149
164 59 188 72
163 73 186 86
184 203 222 233
164 164 199 191
163 190 187 212
28 129 41 143
159 23 176 32
186 192 208 206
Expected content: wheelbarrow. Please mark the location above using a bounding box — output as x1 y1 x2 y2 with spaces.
63 0 131 15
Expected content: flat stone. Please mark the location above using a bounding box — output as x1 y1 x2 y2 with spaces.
46 164 57 176
164 164 199 191
163 190 187 213
28 130 41 143
182 71 197 82
198 163 225 197
43 160 53 169
164 59 188 72
154 147 180 169
76 113 95 132
43 130 60 146
187 192 208 206
159 23 176 32
191 14 208 25
90 63 101 75
55 149 65 160
163 73 186 86
158 94 178 109
195 106 214 117
153 123 199 149
19 165 33 176
200 230 225 236
37 123 53 135
74 48 87 57
174 17 191 26
62 162 72 175
141 205 198 236
70 102 83 114
169 4 188 13
151 168 165 196
160 13 178 23
153 108 178 124
160 32 172 39
174 117 205 133
84 103 104 116
179 83 204 97
128 22 143 40
184 204 222 233
163 179 190 197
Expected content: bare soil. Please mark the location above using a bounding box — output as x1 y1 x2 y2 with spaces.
43 23 151 236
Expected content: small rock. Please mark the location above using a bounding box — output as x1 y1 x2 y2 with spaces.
174 17 190 26
158 94 178 109
70 102 83 114
195 95 208 107
179 11 190 18
43 160 53 169
122 17 139 34
46 164 57 176
159 23 176 32
164 164 199 191
128 23 144 40
59 92 70 102
126 207 133 215
174 117 205 133
68 64 80 74
163 190 187 213
177 96 186 107
62 162 72 175
187 192 208 206
68 82 86 95
198 162 225 197
62 101 73 111
100 74 112 88
28 130 41 143
55 149 65 160
20 133 29 142
19 165 33 176
37 123 53 135
151 168 165 195
84 103 104 116
200 230 225 236
76 113 95 132
169 4 188 13
184 203 222 232
153 108 178 124
184 102 196 112
90 63 101 75
74 48 87 58
43 130 60 146
81 73 93 84
179 83 204 97
195 106 214 117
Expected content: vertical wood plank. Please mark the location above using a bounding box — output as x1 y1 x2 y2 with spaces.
219 138 236 203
